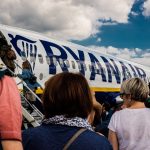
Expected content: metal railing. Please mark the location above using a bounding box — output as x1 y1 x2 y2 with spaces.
6 66 44 128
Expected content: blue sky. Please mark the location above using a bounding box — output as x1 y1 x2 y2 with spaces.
0 0 150 67
74 0 150 49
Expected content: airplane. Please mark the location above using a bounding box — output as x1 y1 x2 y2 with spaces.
0 24 150 105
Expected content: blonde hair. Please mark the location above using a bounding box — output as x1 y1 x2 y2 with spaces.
121 78 149 102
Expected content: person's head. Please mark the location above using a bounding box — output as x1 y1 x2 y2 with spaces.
22 60 30 69
120 78 149 107
1 45 9 51
42 72 93 119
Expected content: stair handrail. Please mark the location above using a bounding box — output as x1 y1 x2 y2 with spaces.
7 66 43 103
20 93 43 118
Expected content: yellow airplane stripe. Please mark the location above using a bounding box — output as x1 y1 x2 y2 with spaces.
19 87 120 94
91 87 120 92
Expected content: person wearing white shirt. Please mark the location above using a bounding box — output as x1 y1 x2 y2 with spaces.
108 78 150 150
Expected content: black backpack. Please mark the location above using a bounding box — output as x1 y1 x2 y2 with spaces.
29 74 37 84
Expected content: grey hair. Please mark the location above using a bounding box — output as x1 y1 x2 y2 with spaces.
121 78 149 102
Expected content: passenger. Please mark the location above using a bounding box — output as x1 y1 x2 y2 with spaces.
88 91 102 129
144 82 150 108
108 77 150 150
17 60 39 102
0 45 16 76
0 45 7 58
94 101 116 138
0 60 23 150
22 72 112 150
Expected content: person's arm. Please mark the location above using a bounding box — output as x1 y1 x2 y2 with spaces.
2 140 23 150
0 76 23 149
108 129 118 150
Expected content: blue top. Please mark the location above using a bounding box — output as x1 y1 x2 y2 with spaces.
17 69 40 90
22 124 112 150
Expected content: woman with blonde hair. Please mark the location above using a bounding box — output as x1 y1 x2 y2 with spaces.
108 77 150 150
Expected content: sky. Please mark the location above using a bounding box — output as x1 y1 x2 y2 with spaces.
0 0 150 67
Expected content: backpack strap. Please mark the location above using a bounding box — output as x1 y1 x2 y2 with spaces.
63 128 87 150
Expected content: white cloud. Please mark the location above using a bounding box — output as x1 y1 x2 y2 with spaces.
130 11 139 16
88 46 107 54
142 52 150 57
0 0 135 40
106 46 121 55
131 57 150 68
142 0 150 17
89 45 150 67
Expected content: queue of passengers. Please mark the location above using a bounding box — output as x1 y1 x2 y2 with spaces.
0 47 150 149
0 41 43 113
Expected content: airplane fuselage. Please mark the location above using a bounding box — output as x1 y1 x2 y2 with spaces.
0 24 150 103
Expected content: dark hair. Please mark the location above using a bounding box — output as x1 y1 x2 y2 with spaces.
22 60 31 69
42 72 93 118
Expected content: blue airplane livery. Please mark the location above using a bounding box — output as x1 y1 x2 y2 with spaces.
0 24 150 103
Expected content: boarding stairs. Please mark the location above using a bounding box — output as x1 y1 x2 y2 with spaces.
19 83 44 129
6 64 44 129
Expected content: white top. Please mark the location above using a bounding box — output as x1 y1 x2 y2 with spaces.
108 108 150 150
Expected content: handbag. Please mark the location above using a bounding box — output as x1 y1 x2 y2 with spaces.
63 128 87 150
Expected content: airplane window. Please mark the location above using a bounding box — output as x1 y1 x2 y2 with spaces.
20 51 27 61
111 71 117 76
30 53 36 62
117 70 120 75
108 69 114 75
117 71 121 76
81 61 87 71
97 67 101 74
71 61 76 69
91 63 97 71
38 54 44 64
120 71 121 75
124 70 131 79
46 56 50 65
83 63 87 71
59 58 64 67
22 41 25 49
89 64 92 72
52 57 57 66
64 60 70 68
102 67 106 74
26 43 29 50
95 64 100 73
133 73 138 77
77 61 81 70
89 63 98 73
